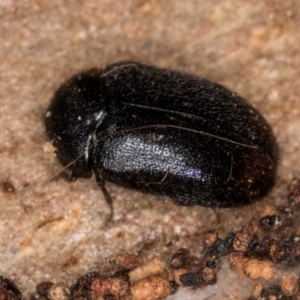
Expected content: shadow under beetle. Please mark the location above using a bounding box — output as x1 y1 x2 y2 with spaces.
44 61 278 215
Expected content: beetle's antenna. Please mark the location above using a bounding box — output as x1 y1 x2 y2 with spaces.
100 63 138 78
41 120 257 191
95 124 257 149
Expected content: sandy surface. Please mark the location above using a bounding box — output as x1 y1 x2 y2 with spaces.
1 0 300 299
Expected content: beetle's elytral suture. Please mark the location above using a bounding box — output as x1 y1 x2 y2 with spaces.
44 60 279 220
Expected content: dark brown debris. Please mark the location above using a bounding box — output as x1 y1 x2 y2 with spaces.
280 274 299 296
70 271 130 300
4 177 300 299
0 181 16 193
111 253 143 271
130 275 171 300
287 179 300 206
233 221 258 252
248 284 291 300
32 281 70 300
205 232 235 256
179 267 216 288
0 276 22 300
169 248 190 269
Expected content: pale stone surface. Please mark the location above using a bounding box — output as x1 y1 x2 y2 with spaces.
0 0 300 299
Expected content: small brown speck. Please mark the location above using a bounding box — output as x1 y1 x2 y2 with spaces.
280 274 299 296
229 253 249 277
179 267 216 287
233 221 258 252
129 257 166 284
0 276 22 300
48 283 70 300
172 268 189 286
61 255 80 269
253 281 263 298
36 281 54 298
112 253 143 270
1 181 16 193
42 141 56 154
243 258 274 280
259 206 278 219
131 275 171 300
169 248 190 269
204 232 218 247
287 186 300 205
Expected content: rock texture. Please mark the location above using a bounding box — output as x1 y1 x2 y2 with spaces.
0 0 300 299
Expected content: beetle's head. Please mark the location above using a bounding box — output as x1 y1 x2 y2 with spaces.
44 69 109 179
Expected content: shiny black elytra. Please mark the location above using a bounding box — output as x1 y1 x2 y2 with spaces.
44 61 278 214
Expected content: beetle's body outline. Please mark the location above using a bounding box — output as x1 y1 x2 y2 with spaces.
44 61 278 210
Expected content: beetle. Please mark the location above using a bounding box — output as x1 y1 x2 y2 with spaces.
44 61 278 215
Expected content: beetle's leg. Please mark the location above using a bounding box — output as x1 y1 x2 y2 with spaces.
100 185 113 222
95 173 113 222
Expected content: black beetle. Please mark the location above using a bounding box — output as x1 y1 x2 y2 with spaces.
44 61 278 214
